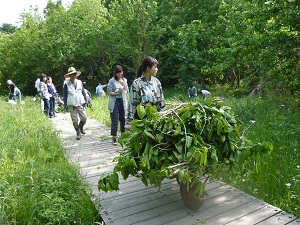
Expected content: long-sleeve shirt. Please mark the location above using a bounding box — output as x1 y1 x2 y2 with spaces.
126 75 165 124
47 83 57 98
107 77 127 113
40 82 50 100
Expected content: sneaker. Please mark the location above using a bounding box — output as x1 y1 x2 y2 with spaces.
112 137 117 145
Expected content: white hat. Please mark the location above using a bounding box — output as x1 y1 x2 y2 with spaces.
65 67 81 78
7 80 13 85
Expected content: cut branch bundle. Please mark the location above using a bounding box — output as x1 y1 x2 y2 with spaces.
98 100 272 194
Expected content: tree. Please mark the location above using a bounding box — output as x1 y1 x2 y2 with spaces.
0 23 17 34
105 0 158 82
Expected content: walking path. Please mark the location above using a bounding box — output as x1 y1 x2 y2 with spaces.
52 112 300 225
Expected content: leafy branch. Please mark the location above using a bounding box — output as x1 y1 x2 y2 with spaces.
98 100 272 194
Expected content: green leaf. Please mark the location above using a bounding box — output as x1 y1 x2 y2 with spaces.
141 173 148 186
109 172 120 190
178 169 190 184
99 172 109 180
175 142 183 154
186 147 196 164
217 119 223 135
186 135 193 148
180 110 191 120
199 147 208 167
156 133 164 142
137 104 146 119
194 182 206 197
144 130 157 141
106 181 112 191
149 170 157 185
217 135 226 143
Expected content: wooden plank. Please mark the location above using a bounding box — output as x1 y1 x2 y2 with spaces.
225 204 282 225
286 218 300 224
164 192 258 225
204 200 270 224
132 184 241 225
254 211 299 225
100 179 242 224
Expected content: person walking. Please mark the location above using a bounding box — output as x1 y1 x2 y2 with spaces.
63 67 88 140
47 76 58 118
7 80 22 103
125 56 166 130
107 65 128 145
39 74 51 117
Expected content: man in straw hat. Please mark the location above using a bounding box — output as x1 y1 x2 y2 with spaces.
63 67 88 140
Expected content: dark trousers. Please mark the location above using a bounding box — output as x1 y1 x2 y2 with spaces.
43 98 50 117
49 97 56 116
110 98 125 136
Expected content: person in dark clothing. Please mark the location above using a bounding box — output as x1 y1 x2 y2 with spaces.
7 80 22 103
47 76 58 118
188 85 197 98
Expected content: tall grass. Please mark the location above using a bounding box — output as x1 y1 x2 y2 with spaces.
213 86 300 217
87 96 110 126
0 97 101 224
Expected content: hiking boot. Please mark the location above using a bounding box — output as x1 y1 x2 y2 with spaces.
74 127 81 140
79 121 86 134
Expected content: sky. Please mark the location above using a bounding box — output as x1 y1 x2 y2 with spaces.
0 0 73 26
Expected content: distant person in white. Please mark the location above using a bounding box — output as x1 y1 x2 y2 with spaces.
35 76 44 111
96 83 107 97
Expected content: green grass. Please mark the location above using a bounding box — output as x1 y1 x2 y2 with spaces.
213 86 300 217
0 97 102 224
87 95 110 126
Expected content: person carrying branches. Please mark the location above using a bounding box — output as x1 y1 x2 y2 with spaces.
125 56 166 131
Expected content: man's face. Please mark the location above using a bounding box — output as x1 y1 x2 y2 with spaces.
69 73 77 82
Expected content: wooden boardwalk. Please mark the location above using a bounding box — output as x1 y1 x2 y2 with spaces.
52 112 300 225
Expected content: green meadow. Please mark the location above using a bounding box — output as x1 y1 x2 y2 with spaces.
0 85 299 224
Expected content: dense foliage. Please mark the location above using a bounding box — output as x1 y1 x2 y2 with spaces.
0 98 101 224
98 101 272 196
0 0 299 97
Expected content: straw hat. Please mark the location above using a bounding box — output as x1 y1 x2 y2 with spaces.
65 67 81 78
